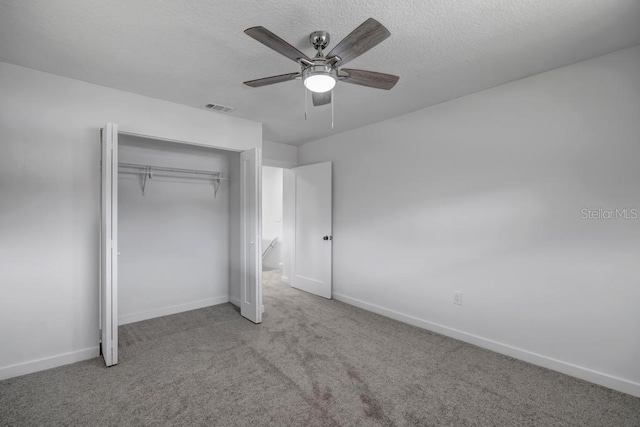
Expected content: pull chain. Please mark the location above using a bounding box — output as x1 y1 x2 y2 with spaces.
305 89 308 120
331 90 334 130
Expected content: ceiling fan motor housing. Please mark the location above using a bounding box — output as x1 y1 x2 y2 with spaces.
302 62 337 78
310 31 330 51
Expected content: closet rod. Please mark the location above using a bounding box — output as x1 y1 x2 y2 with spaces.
118 162 225 197
118 162 225 178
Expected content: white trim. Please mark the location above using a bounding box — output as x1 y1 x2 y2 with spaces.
229 296 241 307
117 130 245 153
333 292 640 398
119 296 229 325
281 275 289 284
0 347 99 381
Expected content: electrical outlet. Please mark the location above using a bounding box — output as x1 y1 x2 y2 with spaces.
454 291 463 305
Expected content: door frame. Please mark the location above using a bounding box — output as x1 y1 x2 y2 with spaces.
99 123 262 367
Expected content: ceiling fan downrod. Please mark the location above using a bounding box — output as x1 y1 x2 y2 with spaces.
309 31 330 57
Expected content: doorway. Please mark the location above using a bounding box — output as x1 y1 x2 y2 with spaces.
261 162 333 301
262 166 283 272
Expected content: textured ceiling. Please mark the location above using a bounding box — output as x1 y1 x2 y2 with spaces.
1 0 639 146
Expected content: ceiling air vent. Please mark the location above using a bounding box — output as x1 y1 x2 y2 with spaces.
202 103 235 113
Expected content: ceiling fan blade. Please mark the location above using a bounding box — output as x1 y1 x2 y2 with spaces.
243 72 300 87
245 26 311 64
340 69 399 90
312 91 332 106
326 18 390 66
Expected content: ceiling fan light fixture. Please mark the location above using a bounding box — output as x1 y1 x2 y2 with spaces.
304 74 336 93
302 65 337 93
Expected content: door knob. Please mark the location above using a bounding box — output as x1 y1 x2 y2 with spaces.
323 236 333 241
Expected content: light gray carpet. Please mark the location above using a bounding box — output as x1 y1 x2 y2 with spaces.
1 270 639 426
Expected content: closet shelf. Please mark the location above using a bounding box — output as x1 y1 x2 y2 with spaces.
118 162 225 197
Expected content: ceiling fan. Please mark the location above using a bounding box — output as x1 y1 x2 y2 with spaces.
243 18 399 107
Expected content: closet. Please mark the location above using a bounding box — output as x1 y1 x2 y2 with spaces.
100 123 261 366
117 134 232 325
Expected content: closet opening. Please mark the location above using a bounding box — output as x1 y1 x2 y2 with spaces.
100 123 261 367
117 134 235 326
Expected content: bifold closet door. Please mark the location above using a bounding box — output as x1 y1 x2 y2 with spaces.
240 148 262 323
100 123 118 366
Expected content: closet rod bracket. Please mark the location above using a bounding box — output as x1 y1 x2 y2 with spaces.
141 166 153 196
213 178 221 198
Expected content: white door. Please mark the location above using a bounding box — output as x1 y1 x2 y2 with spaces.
100 123 118 366
240 148 262 323
291 162 332 298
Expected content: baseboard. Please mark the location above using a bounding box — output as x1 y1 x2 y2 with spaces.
119 296 229 325
281 275 289 284
333 292 640 398
0 346 99 381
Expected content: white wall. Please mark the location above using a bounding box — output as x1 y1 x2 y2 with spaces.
261 166 283 270
118 135 232 324
262 140 298 168
0 62 261 379
298 45 640 397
